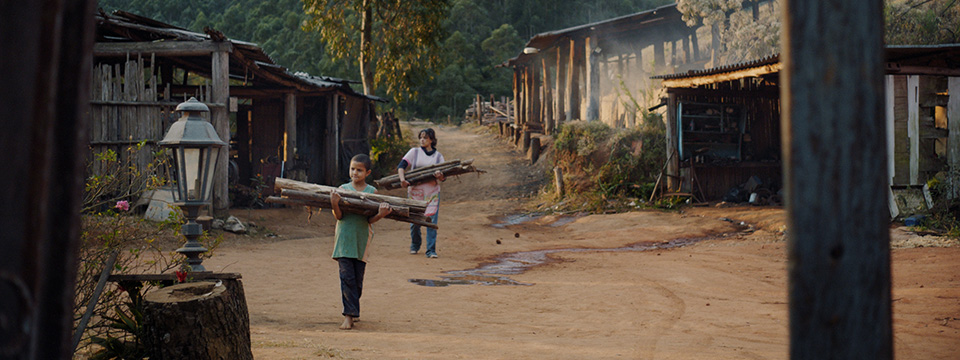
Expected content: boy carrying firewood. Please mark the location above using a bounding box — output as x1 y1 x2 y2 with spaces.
329 154 391 330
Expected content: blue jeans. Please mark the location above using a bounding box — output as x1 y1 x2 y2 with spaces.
337 257 365 318
410 212 439 256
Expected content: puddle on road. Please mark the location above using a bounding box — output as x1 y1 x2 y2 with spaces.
410 236 718 287
488 212 584 229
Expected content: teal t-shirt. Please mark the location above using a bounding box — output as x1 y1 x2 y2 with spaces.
331 182 377 260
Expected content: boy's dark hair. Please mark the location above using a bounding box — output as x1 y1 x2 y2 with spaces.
419 128 438 147
351 154 372 171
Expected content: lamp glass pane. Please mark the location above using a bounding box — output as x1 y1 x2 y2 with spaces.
201 147 220 202
184 147 201 201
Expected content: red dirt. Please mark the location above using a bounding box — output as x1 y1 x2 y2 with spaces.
203 123 960 359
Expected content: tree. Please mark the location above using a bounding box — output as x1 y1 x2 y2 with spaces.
301 0 448 102
885 0 960 44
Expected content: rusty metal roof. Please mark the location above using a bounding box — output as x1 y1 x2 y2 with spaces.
651 54 780 80
652 44 960 82
96 10 384 102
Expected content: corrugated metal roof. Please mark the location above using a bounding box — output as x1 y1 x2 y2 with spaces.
651 54 780 80
652 44 960 82
505 3 682 67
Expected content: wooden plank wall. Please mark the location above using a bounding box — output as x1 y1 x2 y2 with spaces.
89 54 173 195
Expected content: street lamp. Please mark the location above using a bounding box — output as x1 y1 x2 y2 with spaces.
159 97 226 272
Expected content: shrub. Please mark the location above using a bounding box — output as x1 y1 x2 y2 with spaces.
75 144 221 357
553 113 666 202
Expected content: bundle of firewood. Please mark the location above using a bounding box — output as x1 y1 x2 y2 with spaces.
266 178 437 229
374 159 484 190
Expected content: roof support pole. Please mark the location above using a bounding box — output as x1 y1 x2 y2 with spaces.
567 38 581 121
782 0 892 359
512 70 519 124
585 36 600 121
555 45 566 126
211 47 230 212
325 94 340 185
542 55 553 133
284 92 297 162
907 75 920 184
665 92 678 191
948 77 960 199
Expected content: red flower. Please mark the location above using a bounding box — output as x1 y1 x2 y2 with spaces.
175 270 187 283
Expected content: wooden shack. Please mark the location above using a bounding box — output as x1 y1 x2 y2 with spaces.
653 45 960 203
92 11 385 211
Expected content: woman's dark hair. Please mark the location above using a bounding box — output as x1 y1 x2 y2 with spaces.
419 128 437 147
351 154 372 170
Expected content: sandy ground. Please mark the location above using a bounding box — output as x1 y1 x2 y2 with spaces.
203 123 960 359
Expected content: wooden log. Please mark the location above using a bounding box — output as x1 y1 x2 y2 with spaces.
282 189 411 217
274 178 429 210
141 280 252 360
265 197 437 229
554 167 565 197
529 136 541 164
374 159 484 190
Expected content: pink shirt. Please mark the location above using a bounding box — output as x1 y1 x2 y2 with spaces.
402 147 444 216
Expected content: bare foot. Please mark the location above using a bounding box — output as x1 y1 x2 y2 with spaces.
339 316 354 330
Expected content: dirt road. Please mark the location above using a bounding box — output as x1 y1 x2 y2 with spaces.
206 123 959 359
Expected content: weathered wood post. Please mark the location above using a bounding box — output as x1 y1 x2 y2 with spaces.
529 136 541 164
782 1 892 359
585 36 600 121
554 167 565 198
211 44 230 213
948 77 960 198
1 0 96 357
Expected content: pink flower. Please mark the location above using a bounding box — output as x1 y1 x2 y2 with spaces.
115 200 130 211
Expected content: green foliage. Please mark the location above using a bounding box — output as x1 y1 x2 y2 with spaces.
88 284 147 360
921 171 960 237
302 0 448 102
369 133 412 180
885 0 960 44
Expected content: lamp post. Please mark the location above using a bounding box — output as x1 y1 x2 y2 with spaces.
159 97 226 272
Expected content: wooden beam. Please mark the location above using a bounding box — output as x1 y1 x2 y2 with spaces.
908 75 920 184
666 86 780 99
94 40 232 57
886 63 960 76
555 45 566 125
782 1 892 359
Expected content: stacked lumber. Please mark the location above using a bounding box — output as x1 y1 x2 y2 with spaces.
266 178 437 229
374 159 484 190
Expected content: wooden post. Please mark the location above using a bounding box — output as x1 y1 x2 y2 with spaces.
512 70 520 125
691 30 701 62
907 75 920 184
567 38 581 121
654 39 666 73
665 92 678 191
1 1 96 357
556 45 566 126
211 47 230 212
284 92 296 162
586 36 600 121
782 1 892 359
529 136 541 164
949 77 960 198
542 56 553 133
325 94 340 185
554 167 565 197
